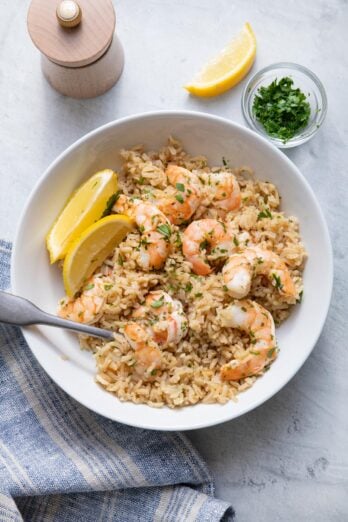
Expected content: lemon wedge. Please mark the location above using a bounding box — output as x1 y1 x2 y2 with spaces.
184 22 256 97
46 169 118 263
63 214 134 297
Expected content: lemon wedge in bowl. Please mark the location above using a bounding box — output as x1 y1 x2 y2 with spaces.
184 22 256 97
46 169 118 263
63 214 134 297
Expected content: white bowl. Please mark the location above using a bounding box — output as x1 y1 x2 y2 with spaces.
12 111 333 431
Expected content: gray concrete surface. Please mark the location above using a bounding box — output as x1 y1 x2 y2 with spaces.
0 1 347 520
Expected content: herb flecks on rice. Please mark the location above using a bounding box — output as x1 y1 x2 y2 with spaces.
65 138 306 408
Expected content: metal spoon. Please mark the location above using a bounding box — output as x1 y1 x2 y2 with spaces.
0 291 114 341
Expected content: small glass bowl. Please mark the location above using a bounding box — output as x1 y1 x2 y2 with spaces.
242 62 327 148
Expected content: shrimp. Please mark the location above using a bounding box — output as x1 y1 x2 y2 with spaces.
123 323 162 376
114 195 171 270
222 246 297 300
133 290 188 345
182 219 233 275
157 165 202 225
219 299 277 381
58 277 105 324
209 172 241 213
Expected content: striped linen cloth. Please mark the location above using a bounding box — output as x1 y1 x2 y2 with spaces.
0 241 233 522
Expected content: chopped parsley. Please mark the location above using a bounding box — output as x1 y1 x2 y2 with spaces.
252 77 311 143
175 232 182 248
104 284 113 291
175 194 184 204
194 292 203 298
150 369 158 376
233 236 239 247
272 273 283 290
85 283 94 291
297 290 303 303
118 253 124 266
222 156 228 166
151 295 164 308
257 208 273 221
218 220 227 232
185 282 193 292
176 182 185 192
199 239 209 251
267 347 276 358
156 223 172 240
101 192 120 218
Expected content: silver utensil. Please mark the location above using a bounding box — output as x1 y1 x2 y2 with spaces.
0 291 114 341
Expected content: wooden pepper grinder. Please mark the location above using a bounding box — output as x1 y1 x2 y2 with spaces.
27 0 124 98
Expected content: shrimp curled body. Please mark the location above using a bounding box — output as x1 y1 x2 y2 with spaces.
222 247 297 300
114 195 171 270
123 323 162 377
182 219 233 275
157 165 202 225
219 299 277 381
209 172 241 213
123 291 188 376
58 276 105 324
133 291 188 346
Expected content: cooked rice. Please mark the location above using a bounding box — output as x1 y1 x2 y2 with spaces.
74 137 306 408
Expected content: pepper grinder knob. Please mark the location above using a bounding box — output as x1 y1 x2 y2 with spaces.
56 0 82 28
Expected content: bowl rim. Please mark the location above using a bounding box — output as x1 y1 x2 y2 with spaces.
241 62 328 149
12 110 333 430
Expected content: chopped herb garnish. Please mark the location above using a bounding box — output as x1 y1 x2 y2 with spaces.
104 284 113 290
181 322 188 332
118 253 124 266
252 77 311 143
156 223 172 239
218 220 227 232
199 239 209 251
151 296 164 308
140 237 150 247
272 273 283 290
150 369 157 376
233 236 239 247
267 347 276 358
222 157 228 166
223 285 228 292
85 283 94 290
257 208 273 220
176 182 185 192
194 292 203 298
297 290 303 303
175 194 184 204
101 192 120 218
185 282 193 292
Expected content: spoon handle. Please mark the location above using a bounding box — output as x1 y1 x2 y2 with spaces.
0 291 114 341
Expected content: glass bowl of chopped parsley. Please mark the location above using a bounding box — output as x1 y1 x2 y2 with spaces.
242 62 327 148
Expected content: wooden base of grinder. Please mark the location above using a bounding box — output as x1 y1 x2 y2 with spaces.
41 34 124 99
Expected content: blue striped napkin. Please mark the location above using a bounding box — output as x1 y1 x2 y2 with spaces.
0 240 233 522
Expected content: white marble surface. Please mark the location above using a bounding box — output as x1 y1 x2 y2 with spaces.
1 0 347 520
